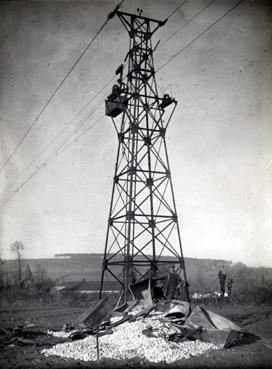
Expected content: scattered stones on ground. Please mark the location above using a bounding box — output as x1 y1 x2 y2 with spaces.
42 318 221 363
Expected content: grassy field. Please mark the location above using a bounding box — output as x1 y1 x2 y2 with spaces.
2 254 272 299
1 255 272 368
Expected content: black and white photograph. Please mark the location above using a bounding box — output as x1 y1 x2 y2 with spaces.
0 0 271 368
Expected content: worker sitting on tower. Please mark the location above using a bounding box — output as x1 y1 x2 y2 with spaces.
115 64 124 85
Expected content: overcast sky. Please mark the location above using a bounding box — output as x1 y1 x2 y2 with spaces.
0 0 271 267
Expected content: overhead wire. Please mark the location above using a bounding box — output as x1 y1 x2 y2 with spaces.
1 0 245 209
156 0 217 96
4 0 207 193
6 76 115 190
157 0 245 72
110 0 190 72
48 115 104 164
166 0 189 20
44 96 106 161
0 0 228 192
2 89 107 195
0 112 105 210
0 0 124 174
160 0 217 48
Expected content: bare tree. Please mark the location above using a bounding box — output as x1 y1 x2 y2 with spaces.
0 257 5 289
10 241 24 287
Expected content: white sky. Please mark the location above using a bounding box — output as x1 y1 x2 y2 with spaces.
0 0 271 267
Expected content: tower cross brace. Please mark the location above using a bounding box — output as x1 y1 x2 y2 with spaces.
99 10 190 304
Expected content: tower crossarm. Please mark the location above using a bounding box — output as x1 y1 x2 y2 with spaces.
100 10 190 305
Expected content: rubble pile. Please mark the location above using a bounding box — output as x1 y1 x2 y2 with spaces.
0 274 256 364
42 318 220 363
41 278 245 364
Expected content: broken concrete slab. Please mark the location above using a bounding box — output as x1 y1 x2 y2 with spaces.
112 302 128 315
109 315 131 328
67 328 110 341
183 305 242 348
165 300 190 319
75 296 112 328
194 328 242 348
130 279 153 307
12 327 46 338
223 329 243 348
112 299 140 316
129 302 159 320
110 315 125 325
185 306 241 332
168 326 202 342
205 309 241 331
124 300 140 314
185 306 216 330
11 337 37 346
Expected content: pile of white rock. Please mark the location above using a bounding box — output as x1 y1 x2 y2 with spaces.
42 318 221 363
47 330 73 339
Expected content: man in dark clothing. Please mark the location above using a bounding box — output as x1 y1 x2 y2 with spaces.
163 265 184 300
152 265 184 300
218 270 227 298
226 274 233 297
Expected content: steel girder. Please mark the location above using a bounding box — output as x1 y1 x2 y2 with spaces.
100 11 190 303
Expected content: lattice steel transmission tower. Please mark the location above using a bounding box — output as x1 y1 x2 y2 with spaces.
99 10 190 303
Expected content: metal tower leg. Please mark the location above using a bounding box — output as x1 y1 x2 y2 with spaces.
99 10 190 305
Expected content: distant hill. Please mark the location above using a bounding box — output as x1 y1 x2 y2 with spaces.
1 253 272 294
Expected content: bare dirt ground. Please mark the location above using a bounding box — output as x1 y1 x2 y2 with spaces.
0 301 271 369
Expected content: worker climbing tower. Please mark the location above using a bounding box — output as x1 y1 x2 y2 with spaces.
99 9 190 304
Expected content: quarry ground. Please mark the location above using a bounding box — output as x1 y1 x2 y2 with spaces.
0 301 272 369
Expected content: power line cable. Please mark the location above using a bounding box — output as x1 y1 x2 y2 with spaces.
160 0 217 48
0 113 104 210
0 0 207 184
112 0 189 71
1 86 109 208
48 115 104 166
44 97 105 162
1 0 245 208
2 0 192 196
154 0 215 96
0 1 124 174
6 97 102 190
6 0 192 189
156 0 217 97
158 0 245 72
6 76 114 190
166 0 189 20
4 0 207 191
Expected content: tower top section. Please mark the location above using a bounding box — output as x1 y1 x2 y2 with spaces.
116 10 167 37
105 9 176 121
